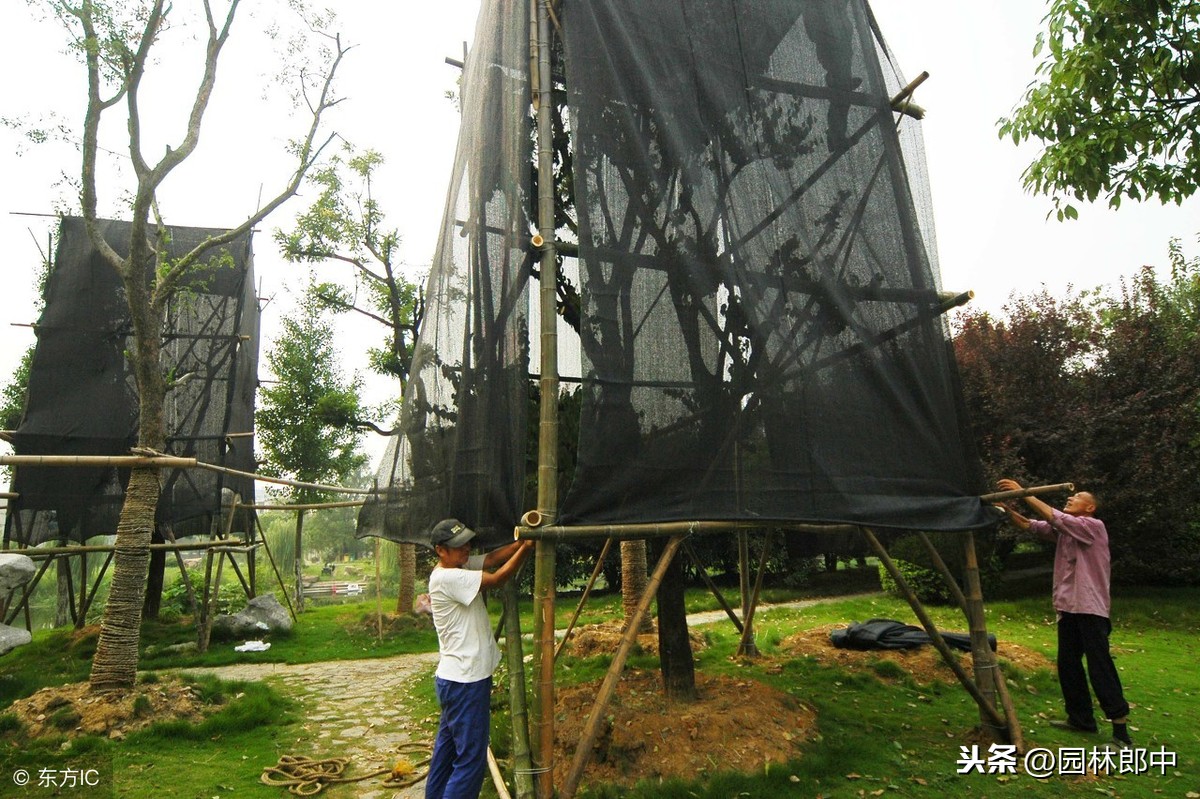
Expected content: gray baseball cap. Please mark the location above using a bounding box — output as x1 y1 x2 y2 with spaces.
430 518 476 548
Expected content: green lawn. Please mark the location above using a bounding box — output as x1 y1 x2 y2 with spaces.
0 579 1196 798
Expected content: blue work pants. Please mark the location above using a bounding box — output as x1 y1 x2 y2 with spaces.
426 676 492 799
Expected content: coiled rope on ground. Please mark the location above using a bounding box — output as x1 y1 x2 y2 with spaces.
260 743 431 796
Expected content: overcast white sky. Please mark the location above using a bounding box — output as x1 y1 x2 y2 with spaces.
2 1 1198 464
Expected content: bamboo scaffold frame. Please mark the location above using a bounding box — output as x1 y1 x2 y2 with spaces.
515 483 1071 796
0 450 377 633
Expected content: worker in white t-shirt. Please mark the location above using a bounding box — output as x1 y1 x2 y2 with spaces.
425 518 533 799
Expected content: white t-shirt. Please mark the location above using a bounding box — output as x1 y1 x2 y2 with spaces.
428 554 501 683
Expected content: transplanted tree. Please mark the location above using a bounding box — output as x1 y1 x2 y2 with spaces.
45 0 347 692
256 282 368 610
256 282 367 505
275 146 425 611
999 0 1200 219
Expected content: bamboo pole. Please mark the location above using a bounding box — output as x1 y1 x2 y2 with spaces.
4 555 54 627
236 499 367 511
915 531 969 612
560 535 684 799
917 526 1023 745
531 0 560 792
860 527 1007 729
962 531 1011 744
980 483 1073 504
79 551 115 625
0 455 196 468
502 581 535 799
518 520 858 542
737 531 773 656
488 747 514 799
682 540 743 633
555 537 614 660
0 454 383 496
10 540 252 558
254 513 297 623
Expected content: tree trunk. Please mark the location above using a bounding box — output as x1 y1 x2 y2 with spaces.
653 539 696 702
142 526 166 620
396 542 416 614
88 466 160 692
55 554 74 628
620 539 653 634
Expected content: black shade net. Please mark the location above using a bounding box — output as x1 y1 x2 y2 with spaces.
358 0 992 548
356 0 532 551
557 0 990 531
5 216 258 546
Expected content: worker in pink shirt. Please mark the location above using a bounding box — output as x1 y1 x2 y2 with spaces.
996 479 1132 749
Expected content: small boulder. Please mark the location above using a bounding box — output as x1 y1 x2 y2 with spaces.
0 553 36 594
0 622 33 656
211 594 292 641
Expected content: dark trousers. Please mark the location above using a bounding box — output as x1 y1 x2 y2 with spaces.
426 676 492 799
1057 612 1130 727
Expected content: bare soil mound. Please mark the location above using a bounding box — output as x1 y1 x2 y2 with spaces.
553 669 816 790
7 677 207 740
559 620 708 658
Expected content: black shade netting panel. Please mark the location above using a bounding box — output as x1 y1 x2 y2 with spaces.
4 216 258 546
559 0 991 531
356 0 531 551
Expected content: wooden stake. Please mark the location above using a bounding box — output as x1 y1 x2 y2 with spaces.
560 535 683 799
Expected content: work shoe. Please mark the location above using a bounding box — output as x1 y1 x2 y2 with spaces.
1049 718 1099 734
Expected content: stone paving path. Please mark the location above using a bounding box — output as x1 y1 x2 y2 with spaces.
185 652 439 799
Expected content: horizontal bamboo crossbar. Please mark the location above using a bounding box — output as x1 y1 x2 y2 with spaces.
979 483 1074 503
517 482 1075 542
516 520 858 542
4 540 253 559
0 455 196 468
0 452 383 497
237 500 367 511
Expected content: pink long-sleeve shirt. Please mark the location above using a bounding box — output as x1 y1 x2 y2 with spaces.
1028 509 1111 618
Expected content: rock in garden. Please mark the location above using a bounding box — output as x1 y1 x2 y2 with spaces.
0 622 33 656
211 594 292 641
0 553 36 594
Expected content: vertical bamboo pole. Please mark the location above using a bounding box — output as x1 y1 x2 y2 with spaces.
963 532 1006 743
531 0 560 794
503 581 535 799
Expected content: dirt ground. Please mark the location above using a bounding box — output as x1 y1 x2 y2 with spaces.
553 668 818 790
549 620 1053 791
559 619 708 658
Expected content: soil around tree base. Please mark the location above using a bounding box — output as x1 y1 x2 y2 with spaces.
553 669 818 791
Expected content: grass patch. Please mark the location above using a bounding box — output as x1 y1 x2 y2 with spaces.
2 573 1195 798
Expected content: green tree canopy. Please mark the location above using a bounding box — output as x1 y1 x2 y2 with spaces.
275 146 424 393
998 0 1200 220
256 282 367 505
